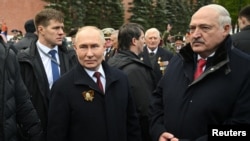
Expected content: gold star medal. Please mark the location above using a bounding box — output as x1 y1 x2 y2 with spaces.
82 90 94 102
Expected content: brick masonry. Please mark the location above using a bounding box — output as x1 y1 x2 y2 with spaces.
0 0 46 37
0 0 132 38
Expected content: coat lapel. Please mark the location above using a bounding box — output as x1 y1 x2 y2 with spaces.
73 62 119 94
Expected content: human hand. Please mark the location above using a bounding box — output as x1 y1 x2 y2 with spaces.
158 132 179 141
167 24 172 32
167 35 174 42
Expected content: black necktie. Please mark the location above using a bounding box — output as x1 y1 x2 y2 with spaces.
93 72 104 93
149 52 155 56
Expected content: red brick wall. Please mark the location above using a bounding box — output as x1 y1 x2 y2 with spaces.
0 0 131 37
0 0 47 36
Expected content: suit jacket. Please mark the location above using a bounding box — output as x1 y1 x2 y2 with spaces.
17 39 77 135
139 46 173 83
231 25 250 55
47 62 142 141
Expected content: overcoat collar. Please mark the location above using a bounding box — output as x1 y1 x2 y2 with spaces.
179 35 232 84
73 61 119 94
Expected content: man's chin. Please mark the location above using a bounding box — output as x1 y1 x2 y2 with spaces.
84 64 97 71
192 47 204 53
57 42 63 46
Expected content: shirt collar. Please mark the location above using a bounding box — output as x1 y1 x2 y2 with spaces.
147 47 158 54
85 64 105 79
37 41 59 53
197 52 215 60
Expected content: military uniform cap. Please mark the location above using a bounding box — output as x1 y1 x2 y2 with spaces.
67 28 78 37
102 28 115 39
11 29 19 33
174 35 183 41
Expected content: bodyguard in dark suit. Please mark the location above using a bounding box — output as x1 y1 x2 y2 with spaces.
14 19 38 51
47 26 141 141
139 28 173 83
231 5 250 55
17 9 77 138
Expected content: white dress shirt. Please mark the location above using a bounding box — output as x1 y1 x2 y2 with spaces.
37 41 60 89
85 65 106 93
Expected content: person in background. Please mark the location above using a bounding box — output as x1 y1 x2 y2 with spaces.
102 27 115 59
108 23 155 141
105 29 119 61
110 30 119 51
162 23 173 48
1 20 8 38
231 5 250 54
173 34 184 53
17 8 77 138
149 4 250 141
47 26 142 141
9 29 21 43
67 28 78 48
0 29 8 43
184 29 191 45
139 27 173 83
14 19 38 51
0 36 44 141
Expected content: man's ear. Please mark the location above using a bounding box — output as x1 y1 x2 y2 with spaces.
37 25 44 34
241 17 247 25
131 37 137 46
223 24 231 36
73 44 77 50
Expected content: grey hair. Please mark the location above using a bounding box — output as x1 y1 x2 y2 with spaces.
145 28 161 38
201 4 231 28
111 30 119 36
75 26 105 44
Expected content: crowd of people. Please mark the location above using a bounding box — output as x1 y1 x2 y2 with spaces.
1 3 250 141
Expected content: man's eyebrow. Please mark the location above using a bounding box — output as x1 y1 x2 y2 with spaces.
190 24 212 27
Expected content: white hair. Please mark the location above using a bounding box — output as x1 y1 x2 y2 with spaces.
145 28 161 38
201 4 232 28
75 26 105 44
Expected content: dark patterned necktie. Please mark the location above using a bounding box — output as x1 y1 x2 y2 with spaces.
149 52 155 56
93 72 104 93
